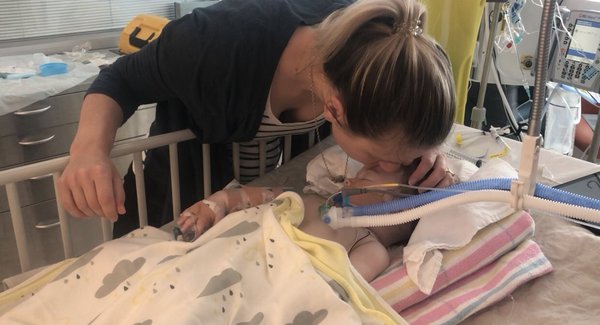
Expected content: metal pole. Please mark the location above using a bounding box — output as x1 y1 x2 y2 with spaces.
471 1 503 129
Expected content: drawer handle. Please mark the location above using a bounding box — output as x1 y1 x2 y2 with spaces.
29 173 53 180
35 219 60 229
13 105 52 116
18 134 55 146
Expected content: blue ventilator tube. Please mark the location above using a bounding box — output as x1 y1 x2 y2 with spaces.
333 178 600 219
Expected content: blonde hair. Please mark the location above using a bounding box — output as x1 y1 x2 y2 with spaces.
315 0 455 147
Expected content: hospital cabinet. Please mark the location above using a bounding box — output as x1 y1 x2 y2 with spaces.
0 78 155 284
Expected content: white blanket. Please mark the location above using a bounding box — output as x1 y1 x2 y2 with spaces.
404 158 518 294
0 193 403 324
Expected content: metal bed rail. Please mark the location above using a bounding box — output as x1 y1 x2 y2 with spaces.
0 129 312 274
0 130 315 272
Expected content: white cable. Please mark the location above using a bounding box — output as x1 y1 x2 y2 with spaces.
554 4 587 58
492 58 521 132
581 144 591 160
531 0 544 8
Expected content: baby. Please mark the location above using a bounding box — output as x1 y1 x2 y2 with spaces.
177 165 417 282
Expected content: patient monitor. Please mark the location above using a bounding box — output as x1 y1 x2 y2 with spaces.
549 9 600 93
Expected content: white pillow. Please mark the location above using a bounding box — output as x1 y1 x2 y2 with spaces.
303 145 363 196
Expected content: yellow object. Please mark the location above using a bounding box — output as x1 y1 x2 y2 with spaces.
455 133 464 145
0 258 77 314
421 0 486 124
119 14 170 54
489 146 510 159
273 192 407 325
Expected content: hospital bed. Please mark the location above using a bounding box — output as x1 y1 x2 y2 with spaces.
1 120 600 323
3 0 600 322
249 125 600 323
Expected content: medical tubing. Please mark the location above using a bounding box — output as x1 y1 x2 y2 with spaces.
523 195 600 225
330 190 512 229
351 178 600 217
352 178 513 216
330 189 600 229
533 183 600 211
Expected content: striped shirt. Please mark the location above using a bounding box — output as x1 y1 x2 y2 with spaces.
237 93 326 183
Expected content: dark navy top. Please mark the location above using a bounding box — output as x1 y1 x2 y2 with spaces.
87 0 353 236
88 0 352 143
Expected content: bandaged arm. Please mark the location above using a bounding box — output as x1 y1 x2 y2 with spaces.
177 187 283 239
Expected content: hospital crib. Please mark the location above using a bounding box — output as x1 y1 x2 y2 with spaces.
0 129 317 285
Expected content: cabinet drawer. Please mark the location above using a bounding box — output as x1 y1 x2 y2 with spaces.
0 92 85 138
0 105 155 169
0 199 104 282
0 175 54 213
0 123 78 168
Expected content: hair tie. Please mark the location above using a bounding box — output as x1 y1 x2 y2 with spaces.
392 18 423 36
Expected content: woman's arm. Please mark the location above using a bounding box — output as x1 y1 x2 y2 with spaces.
57 94 125 221
58 13 214 221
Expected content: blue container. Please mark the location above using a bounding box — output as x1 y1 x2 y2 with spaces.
38 62 68 76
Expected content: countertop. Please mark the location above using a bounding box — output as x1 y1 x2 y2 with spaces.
0 49 120 116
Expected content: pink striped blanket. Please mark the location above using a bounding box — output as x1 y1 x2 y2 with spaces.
371 211 553 324
400 240 551 324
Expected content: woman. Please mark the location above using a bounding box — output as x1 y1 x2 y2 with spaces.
57 0 456 237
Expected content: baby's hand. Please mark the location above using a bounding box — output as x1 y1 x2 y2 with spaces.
176 198 226 242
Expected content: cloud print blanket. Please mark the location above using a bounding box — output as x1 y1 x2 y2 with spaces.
0 192 403 324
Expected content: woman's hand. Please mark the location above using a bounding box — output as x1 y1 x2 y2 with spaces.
58 152 125 221
57 93 126 221
408 149 456 190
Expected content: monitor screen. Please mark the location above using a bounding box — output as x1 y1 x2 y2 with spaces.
555 172 600 233
566 19 600 64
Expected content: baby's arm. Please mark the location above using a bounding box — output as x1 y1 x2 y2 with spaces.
300 194 390 282
348 233 390 282
177 187 282 240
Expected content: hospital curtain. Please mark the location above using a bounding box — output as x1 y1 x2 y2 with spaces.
421 0 486 124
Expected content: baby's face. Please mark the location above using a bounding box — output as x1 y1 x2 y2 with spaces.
344 165 415 206
351 166 410 186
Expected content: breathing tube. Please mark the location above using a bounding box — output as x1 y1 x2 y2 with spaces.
322 177 600 229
